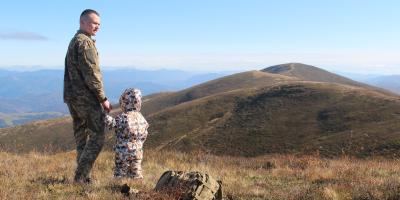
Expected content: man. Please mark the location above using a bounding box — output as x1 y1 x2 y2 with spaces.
64 9 112 183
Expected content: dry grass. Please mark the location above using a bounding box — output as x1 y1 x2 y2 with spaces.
1 150 400 200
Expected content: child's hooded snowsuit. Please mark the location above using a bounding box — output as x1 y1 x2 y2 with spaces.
105 88 149 178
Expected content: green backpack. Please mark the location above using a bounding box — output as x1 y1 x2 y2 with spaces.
154 171 223 200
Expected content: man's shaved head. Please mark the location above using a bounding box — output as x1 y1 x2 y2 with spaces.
80 9 99 20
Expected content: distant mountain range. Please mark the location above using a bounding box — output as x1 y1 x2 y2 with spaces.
2 63 400 158
336 72 400 95
0 68 230 127
363 75 400 95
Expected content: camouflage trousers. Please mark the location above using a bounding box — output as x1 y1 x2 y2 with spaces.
67 101 105 181
114 147 144 179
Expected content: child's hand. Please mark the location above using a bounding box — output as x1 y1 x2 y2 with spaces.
104 114 116 130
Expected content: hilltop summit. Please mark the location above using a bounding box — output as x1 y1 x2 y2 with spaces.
262 63 364 87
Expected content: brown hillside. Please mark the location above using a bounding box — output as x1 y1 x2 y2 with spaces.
146 81 400 157
0 117 74 152
2 64 400 158
142 70 297 116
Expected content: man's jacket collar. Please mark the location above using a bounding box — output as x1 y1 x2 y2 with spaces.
76 30 95 42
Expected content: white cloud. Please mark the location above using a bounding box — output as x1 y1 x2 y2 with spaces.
0 31 48 41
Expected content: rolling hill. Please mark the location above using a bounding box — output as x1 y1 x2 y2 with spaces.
142 70 297 115
146 81 400 157
2 63 400 158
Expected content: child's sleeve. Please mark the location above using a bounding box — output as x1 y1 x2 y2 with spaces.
140 116 149 141
142 126 149 141
104 114 117 130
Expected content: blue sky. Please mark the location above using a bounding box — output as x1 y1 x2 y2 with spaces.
0 0 399 74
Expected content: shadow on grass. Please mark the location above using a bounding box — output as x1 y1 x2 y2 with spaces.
29 175 69 186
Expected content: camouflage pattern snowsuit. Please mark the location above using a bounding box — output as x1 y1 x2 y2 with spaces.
105 88 149 179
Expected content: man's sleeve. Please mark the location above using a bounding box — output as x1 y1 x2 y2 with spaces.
78 40 106 102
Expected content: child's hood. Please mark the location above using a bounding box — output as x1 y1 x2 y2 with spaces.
119 88 142 112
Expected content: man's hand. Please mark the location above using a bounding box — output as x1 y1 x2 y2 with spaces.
101 100 112 113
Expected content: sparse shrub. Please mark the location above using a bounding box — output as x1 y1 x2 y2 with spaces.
261 161 276 170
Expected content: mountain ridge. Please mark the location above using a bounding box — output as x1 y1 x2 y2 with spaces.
2 63 400 158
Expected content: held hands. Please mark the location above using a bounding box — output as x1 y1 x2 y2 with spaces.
101 99 112 113
104 114 116 130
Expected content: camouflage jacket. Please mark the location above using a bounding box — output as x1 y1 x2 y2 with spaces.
105 111 149 152
63 30 106 104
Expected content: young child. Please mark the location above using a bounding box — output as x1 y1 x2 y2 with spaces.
105 88 149 179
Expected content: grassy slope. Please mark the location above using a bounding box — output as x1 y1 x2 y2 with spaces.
146 82 400 157
1 64 400 158
142 70 297 116
0 70 294 153
0 117 75 152
1 150 400 200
